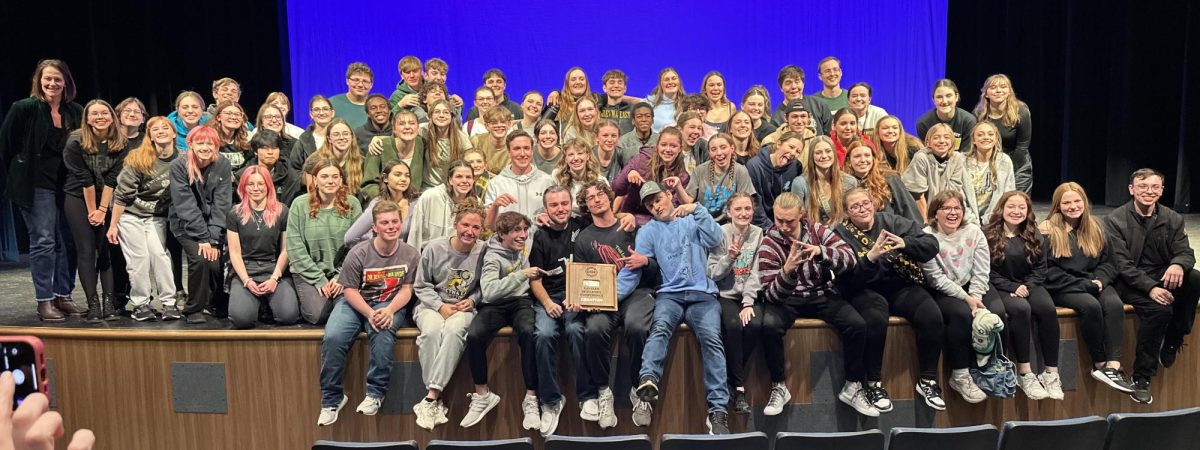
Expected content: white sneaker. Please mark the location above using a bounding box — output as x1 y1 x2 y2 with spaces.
540 399 564 436
356 396 383 415
837 381 880 417
1039 372 1064 400
763 383 791 416
598 387 618 429
630 388 653 426
435 400 449 425
413 399 438 430
949 370 987 403
459 391 500 427
521 393 541 431
1018 372 1050 400
317 395 348 426
579 398 600 422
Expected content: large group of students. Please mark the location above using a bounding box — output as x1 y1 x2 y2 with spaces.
1 56 1197 436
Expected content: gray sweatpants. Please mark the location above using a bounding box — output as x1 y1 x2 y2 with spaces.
228 277 300 328
414 307 475 391
117 215 176 308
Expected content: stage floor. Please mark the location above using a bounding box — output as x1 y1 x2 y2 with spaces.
3 204 1199 329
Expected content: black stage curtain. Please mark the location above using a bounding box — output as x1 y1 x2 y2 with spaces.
947 0 1200 209
0 0 290 126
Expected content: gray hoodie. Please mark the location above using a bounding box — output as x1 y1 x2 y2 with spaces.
707 223 765 306
480 235 531 303
413 236 485 316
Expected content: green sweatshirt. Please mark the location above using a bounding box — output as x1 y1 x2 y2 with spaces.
286 194 362 287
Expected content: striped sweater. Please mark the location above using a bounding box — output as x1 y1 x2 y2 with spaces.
756 220 856 303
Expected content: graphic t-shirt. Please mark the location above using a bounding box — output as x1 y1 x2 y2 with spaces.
338 239 421 305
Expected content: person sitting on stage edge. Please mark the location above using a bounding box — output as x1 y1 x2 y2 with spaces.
1106 168 1200 404
316 200 420 426
410 203 487 430
461 212 541 430
620 181 731 435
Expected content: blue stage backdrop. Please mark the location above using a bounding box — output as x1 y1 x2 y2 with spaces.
287 0 947 132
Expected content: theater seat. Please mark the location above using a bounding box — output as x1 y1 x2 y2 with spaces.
888 424 998 450
997 416 1108 450
1104 407 1200 450
426 438 533 450
545 434 652 450
774 430 884 450
660 431 768 450
312 441 417 450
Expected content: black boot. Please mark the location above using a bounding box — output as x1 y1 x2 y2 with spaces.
85 295 103 323
102 294 119 321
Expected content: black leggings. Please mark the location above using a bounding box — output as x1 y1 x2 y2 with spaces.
466 297 536 389
855 285 945 380
63 195 114 299
994 285 1061 366
930 286 989 370
719 300 763 388
177 237 226 315
761 293 887 383
1053 287 1125 364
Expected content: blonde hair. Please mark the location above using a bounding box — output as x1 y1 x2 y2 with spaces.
965 121 1001 182
803 135 846 225
973 74 1026 128
1040 182 1105 258
870 115 919 173
124 116 173 175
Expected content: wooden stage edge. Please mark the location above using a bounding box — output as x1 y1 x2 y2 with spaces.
1 307 1198 450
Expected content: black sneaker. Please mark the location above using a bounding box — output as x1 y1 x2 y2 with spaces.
915 378 946 411
865 382 894 413
186 312 207 324
161 305 183 321
1091 368 1135 393
706 411 730 435
635 377 659 403
731 390 751 415
1129 378 1153 404
1160 339 1183 368
131 305 158 322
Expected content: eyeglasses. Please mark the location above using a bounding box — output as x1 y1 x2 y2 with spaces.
221 111 243 118
348 77 372 85
1133 184 1164 193
262 114 283 120
476 96 495 102
848 200 874 213
121 109 143 116
938 206 964 213
311 107 332 113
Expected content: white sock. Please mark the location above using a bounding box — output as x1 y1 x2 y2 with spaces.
952 368 969 378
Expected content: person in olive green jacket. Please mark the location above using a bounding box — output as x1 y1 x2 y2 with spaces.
362 110 428 201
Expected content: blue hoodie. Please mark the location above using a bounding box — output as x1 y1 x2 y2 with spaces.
166 110 212 152
745 145 801 229
617 206 723 299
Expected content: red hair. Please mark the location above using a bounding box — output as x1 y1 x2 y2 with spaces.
235 166 283 228
185 125 221 185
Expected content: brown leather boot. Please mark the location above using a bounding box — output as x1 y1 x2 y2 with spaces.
37 302 66 322
52 295 86 317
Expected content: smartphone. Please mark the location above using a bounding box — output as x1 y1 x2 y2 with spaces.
0 336 47 410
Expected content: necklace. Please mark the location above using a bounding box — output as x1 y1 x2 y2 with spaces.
250 208 265 231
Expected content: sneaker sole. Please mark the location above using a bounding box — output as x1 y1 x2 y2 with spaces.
357 402 381 415
460 396 501 428
541 410 562 437
1130 393 1154 404
1091 370 1135 393
636 383 659 403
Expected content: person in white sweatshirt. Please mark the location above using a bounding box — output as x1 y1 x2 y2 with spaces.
484 130 555 228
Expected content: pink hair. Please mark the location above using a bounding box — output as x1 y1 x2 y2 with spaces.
185 125 222 185
234 166 283 228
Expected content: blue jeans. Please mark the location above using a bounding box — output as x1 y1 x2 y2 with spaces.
19 188 75 301
533 292 566 404
319 299 407 407
639 290 729 413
